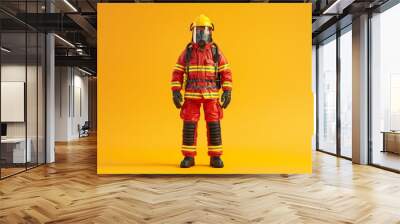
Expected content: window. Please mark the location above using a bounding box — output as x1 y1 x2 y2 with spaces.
0 1 46 179
371 3 400 171
317 36 337 154
339 28 352 158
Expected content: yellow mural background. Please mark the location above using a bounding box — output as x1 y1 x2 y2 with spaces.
97 3 313 174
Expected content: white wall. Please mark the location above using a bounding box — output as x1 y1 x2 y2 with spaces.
55 67 70 141
1 65 26 137
1 63 46 164
1 64 38 138
77 72 89 138
55 67 89 141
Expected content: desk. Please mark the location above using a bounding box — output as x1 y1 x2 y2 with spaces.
1 138 31 164
382 131 400 154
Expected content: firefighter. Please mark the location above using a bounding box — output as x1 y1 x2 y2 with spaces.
170 14 232 168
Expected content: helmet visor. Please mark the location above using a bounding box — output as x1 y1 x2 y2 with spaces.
192 26 212 44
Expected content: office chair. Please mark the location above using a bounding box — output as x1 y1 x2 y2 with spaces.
79 121 90 138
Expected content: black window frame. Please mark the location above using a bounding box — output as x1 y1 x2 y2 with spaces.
0 0 48 180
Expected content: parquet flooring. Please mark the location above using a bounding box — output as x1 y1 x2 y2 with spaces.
1 134 400 223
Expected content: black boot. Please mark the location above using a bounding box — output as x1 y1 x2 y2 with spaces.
210 157 224 168
180 156 195 168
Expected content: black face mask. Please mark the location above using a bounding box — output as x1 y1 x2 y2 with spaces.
194 29 211 48
198 39 206 48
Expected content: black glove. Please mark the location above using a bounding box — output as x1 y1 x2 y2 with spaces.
172 90 183 109
221 90 231 109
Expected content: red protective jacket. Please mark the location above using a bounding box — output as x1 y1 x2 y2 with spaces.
171 42 232 99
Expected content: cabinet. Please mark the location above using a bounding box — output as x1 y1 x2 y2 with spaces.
382 132 400 154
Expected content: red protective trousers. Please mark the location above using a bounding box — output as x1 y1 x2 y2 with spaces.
180 98 223 157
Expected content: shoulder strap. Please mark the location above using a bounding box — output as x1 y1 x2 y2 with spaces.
185 43 192 74
211 43 219 65
211 43 221 89
182 43 192 89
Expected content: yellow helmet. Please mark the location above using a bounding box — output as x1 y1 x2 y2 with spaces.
190 14 214 31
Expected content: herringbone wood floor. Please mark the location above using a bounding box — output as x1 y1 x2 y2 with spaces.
1 135 400 224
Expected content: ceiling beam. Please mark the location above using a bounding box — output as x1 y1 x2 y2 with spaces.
67 13 97 39
322 0 356 14
55 55 96 69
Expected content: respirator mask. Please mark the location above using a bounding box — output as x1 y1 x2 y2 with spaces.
192 26 212 48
